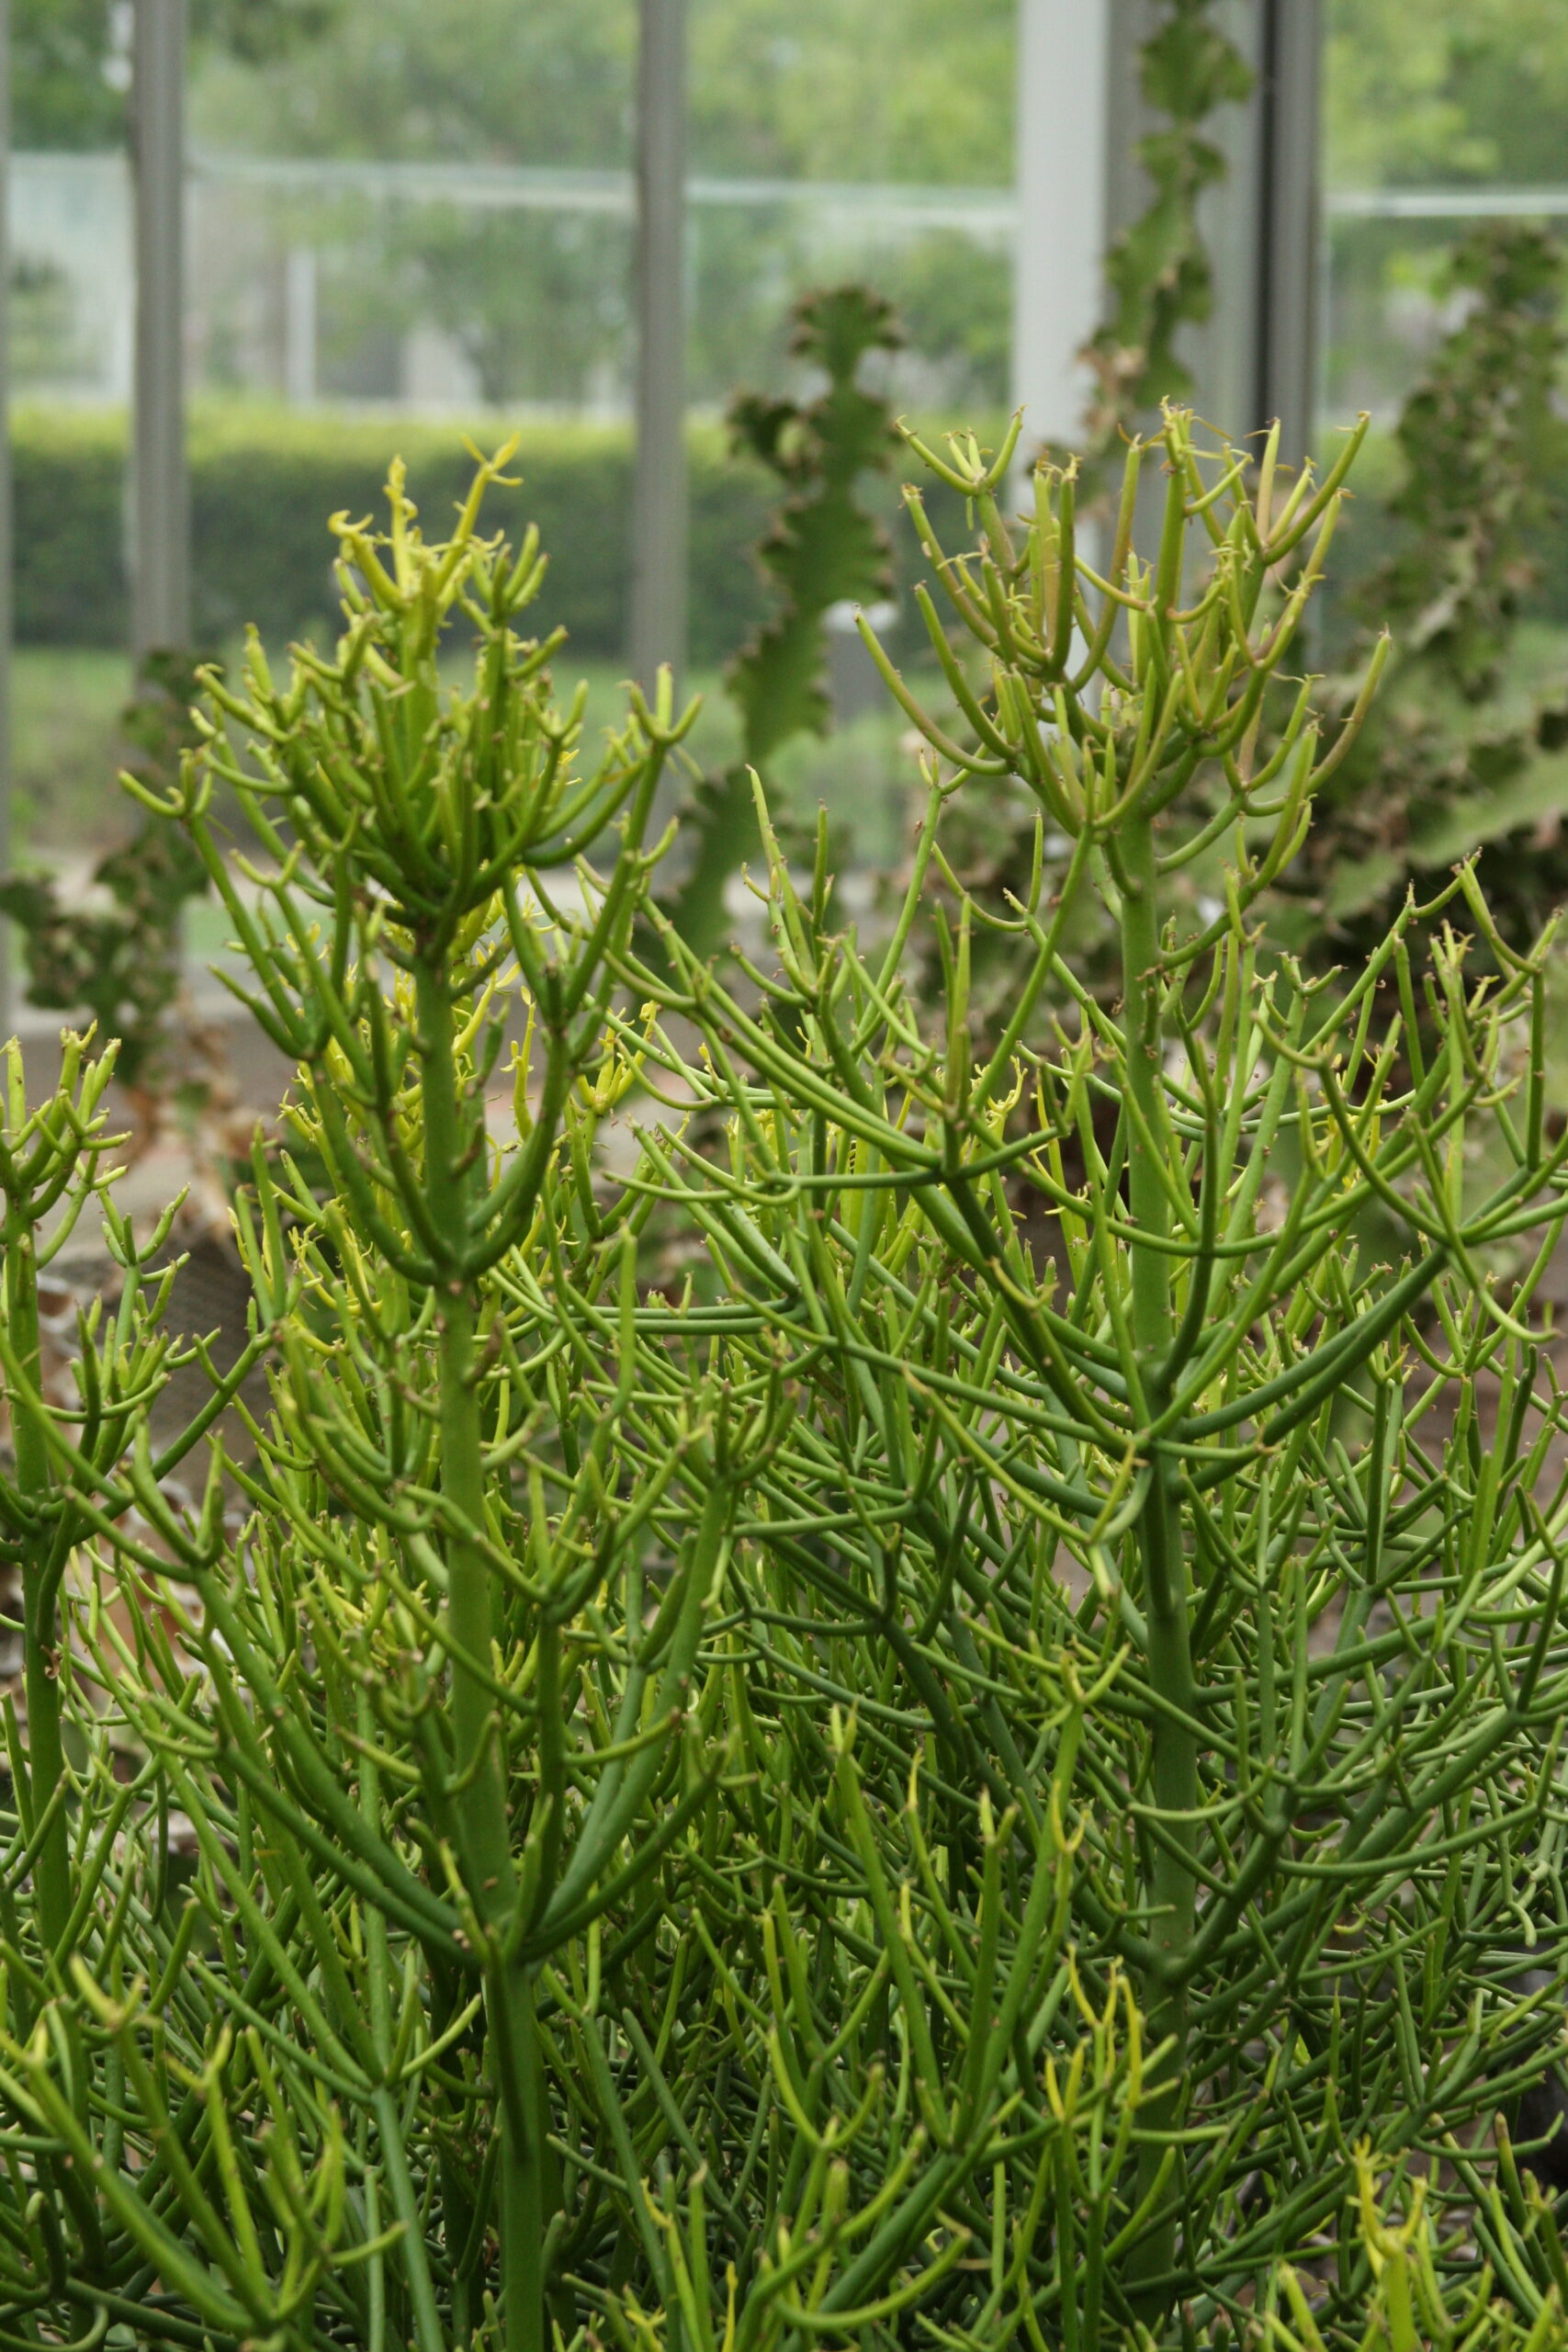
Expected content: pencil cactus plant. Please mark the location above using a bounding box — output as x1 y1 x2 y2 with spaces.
3 412 1568 2352
123 439 780 2352
619 406 1568 2333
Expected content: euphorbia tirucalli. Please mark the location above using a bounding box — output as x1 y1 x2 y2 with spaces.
612 404 1568 2331
0 412 1566 2352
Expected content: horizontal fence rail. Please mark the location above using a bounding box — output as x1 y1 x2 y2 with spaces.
189 153 1021 235
7 150 1567 417
190 156 1568 230
1325 185 1568 219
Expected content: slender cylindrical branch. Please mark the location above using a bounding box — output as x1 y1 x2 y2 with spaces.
1114 805 1199 2313
5 1209 72 1963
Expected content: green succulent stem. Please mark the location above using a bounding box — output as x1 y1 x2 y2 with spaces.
415 952 547 2352
4 1210 71 1962
1117 799 1197 2307
418 956 512 1909
495 1968 549 2352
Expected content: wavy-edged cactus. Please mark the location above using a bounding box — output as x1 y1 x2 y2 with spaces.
1299 222 1568 961
666 284 900 959
1080 0 1252 467
0 650 210 1129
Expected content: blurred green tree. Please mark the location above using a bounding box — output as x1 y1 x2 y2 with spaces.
16 0 123 146
26 2 1568 220
187 0 1012 180
16 0 337 149
184 0 1012 412
1326 0 1568 187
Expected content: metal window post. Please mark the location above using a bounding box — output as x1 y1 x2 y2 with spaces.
1014 0 1325 472
629 0 688 696
1010 0 1112 455
131 0 189 660
1252 0 1323 470
0 0 12 1041
284 247 318 406
1113 0 1324 465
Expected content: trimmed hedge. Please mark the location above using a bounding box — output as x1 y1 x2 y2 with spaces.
15 406 779 664
17 406 1568 669
16 408 127 650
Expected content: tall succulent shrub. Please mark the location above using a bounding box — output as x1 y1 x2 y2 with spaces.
622 407 1568 2332
140 441 772 2352
5 416 1568 2352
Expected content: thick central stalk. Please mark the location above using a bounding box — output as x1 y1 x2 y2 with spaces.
418 958 513 1906
1117 808 1198 2308
416 956 547 2352
6 1213 71 1962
